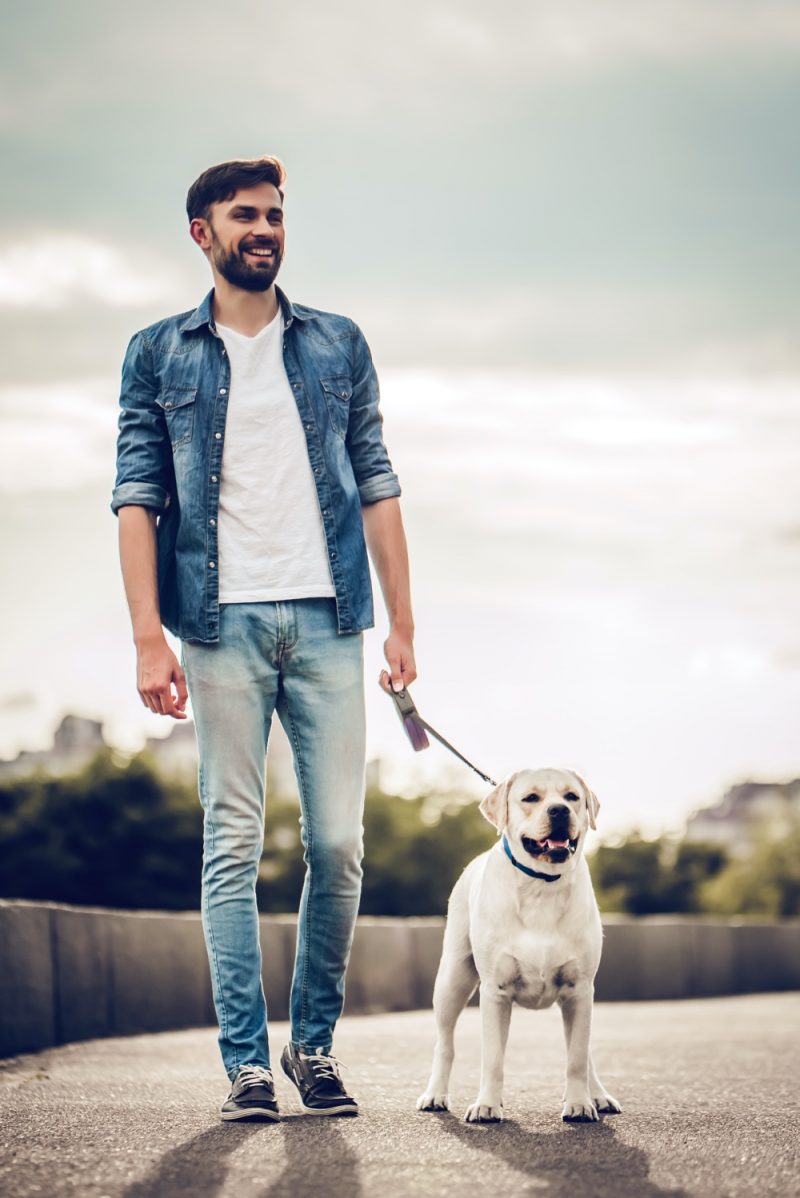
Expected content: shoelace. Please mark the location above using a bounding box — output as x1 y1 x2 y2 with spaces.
299 1050 345 1083
235 1064 274 1091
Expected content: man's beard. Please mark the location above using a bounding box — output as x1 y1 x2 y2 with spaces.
210 229 282 292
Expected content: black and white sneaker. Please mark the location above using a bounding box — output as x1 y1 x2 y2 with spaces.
221 1064 280 1122
280 1044 359 1116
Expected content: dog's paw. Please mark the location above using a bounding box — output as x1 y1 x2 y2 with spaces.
561 1099 599 1123
464 1101 504 1123
593 1092 622 1115
417 1091 451 1112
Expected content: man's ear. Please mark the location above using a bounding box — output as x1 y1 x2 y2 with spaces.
189 217 212 252
479 774 515 834
569 768 600 831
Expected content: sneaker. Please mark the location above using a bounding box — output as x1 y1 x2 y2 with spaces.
221 1064 280 1122
280 1044 359 1116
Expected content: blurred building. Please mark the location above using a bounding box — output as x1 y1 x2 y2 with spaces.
685 780 800 857
0 714 105 780
0 711 380 799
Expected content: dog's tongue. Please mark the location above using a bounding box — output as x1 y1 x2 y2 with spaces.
542 838 569 850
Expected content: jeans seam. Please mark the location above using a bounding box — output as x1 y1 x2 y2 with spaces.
200 761 235 1076
284 702 312 1047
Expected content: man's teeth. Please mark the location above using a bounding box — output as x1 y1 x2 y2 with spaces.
246 248 274 256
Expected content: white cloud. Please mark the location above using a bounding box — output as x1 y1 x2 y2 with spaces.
0 234 182 310
0 379 117 493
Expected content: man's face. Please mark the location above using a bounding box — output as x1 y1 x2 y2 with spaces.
193 182 285 292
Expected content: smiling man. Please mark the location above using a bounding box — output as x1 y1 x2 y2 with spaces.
111 156 416 1122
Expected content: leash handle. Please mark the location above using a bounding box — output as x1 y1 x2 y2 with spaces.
387 685 497 787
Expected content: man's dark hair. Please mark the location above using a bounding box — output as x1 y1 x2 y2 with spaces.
186 156 287 222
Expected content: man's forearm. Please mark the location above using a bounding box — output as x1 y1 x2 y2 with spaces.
118 505 165 645
362 497 414 633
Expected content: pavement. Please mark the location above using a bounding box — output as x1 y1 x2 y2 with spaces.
1 994 798 1198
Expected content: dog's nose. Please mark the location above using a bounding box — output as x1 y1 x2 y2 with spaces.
547 804 570 825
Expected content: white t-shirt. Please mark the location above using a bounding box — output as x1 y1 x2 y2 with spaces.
216 312 335 603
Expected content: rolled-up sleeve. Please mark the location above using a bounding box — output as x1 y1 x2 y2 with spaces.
110 333 172 515
346 323 401 506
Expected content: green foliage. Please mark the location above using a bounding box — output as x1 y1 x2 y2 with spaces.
0 750 202 910
589 835 728 915
1 752 797 917
699 823 800 917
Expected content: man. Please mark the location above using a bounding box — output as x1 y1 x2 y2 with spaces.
112 156 416 1122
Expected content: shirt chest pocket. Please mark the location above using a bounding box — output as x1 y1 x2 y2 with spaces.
156 387 198 448
320 377 352 439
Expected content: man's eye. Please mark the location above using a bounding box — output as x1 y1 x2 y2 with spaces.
564 792 579 802
521 793 541 803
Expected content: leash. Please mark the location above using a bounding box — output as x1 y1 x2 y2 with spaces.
386 683 562 882
386 684 497 787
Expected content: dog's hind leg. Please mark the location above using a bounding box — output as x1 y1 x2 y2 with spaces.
417 886 479 1115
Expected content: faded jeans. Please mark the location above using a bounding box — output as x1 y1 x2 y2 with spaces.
181 599 366 1080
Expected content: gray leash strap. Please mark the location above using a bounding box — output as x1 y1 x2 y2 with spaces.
388 685 497 788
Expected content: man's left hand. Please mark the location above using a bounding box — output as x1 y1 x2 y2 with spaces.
379 627 417 694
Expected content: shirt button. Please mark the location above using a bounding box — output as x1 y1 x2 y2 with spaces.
215 432 222 439
209 561 216 569
305 423 312 430
219 388 227 395
331 552 338 561
209 518 216 526
211 475 218 483
293 384 300 391
164 400 172 409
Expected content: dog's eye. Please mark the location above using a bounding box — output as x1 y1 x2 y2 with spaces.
564 792 579 802
521 793 541 803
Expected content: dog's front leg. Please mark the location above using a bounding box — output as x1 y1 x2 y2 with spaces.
464 983 512 1123
558 986 598 1122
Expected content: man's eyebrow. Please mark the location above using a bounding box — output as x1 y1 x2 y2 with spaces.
227 204 283 217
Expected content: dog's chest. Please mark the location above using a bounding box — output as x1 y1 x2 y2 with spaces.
493 933 582 1010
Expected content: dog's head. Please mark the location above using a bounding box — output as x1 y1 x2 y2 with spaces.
479 767 600 873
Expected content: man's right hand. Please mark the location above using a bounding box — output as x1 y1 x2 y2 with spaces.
136 634 188 719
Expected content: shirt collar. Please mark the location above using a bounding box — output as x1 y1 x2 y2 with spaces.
178 285 306 334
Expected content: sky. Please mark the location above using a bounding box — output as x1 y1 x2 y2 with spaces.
1 1 799 837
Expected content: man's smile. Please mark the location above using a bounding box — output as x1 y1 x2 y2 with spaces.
242 243 277 260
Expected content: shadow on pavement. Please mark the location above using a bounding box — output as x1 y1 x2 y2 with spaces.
432 1113 689 1198
118 1117 360 1198
120 1123 265 1198
259 1117 360 1198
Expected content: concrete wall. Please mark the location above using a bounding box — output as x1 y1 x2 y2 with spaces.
1 901 798 1059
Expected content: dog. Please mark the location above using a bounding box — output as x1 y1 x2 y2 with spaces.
417 767 621 1123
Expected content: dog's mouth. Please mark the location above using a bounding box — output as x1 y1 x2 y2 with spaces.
521 835 579 864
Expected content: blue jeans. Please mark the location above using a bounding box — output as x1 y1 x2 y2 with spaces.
181 599 366 1080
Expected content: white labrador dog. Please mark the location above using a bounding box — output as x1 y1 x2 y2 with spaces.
417 767 621 1124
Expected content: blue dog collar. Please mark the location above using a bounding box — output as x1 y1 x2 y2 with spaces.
501 833 561 883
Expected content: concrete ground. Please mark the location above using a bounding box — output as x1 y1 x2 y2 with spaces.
0 994 798 1198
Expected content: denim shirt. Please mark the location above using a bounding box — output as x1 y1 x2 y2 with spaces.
111 287 401 643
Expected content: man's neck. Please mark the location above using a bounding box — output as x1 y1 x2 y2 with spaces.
211 278 280 337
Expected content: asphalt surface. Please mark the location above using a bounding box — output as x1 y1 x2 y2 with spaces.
1 994 798 1198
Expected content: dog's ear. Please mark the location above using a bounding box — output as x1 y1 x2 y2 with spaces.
479 775 515 833
569 768 600 831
